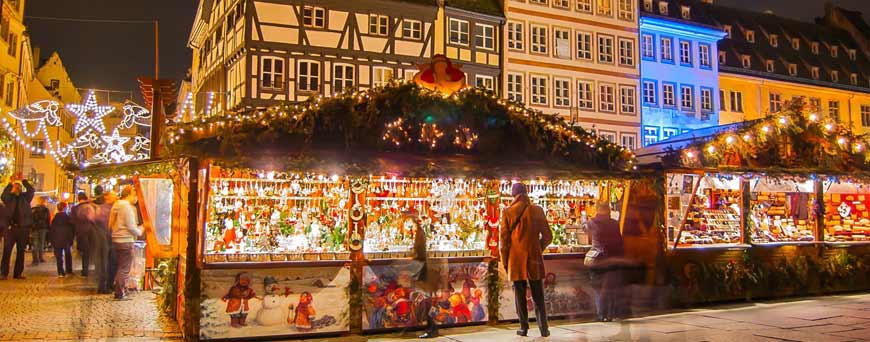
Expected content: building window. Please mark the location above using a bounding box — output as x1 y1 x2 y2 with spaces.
719 89 727 111
554 78 570 107
599 83 616 112
302 6 326 28
31 140 45 158
811 42 819 54
811 67 819 79
831 71 839 82
3 83 10 107
641 34 655 60
475 75 494 91
531 75 549 105
829 100 840 122
642 80 656 105
723 25 731 38
662 128 678 140
617 0 633 21
769 92 782 113
745 30 755 43
680 85 694 110
554 28 571 58
643 0 653 12
662 83 675 107
618 38 634 66
261 57 284 90
7 34 16 57
576 31 593 60
719 51 726 64
658 1 668 14
788 64 797 76
298 60 320 92
507 22 524 50
679 40 691 65
680 6 690 20
530 0 547 4
49 79 60 90
766 60 775 72
598 35 614 64
861 105 870 127
553 0 570 9
597 0 613 16
620 85 636 114
643 126 659 146
831 46 839 58
849 49 857 61
507 73 524 103
810 97 822 112
620 134 636 150
369 14 389 36
333 64 354 93
373 67 393 87
792 38 799 50
531 25 547 54
402 20 422 40
701 88 712 112
730 91 743 112
661 37 673 62
577 0 593 13
741 55 751 68
699 43 711 68
577 81 594 110
851 73 859 85
449 18 469 45
476 24 495 50
769 35 778 47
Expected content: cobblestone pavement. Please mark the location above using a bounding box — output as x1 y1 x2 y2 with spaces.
352 293 870 342
0 251 181 341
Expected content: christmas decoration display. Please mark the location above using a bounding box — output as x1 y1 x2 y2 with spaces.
667 173 743 247
68 91 114 136
412 54 466 95
823 180 870 242
748 177 816 243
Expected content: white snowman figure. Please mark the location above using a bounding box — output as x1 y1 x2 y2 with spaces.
256 276 287 326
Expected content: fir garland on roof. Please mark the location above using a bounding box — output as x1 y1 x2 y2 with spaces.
169 82 636 172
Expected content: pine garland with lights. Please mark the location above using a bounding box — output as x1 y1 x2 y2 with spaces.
663 99 870 174
168 82 636 175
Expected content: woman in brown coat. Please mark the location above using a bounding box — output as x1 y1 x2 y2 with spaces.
499 183 552 337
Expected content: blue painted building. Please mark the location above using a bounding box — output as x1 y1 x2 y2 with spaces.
639 0 726 146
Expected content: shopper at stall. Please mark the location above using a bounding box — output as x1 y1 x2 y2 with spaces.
49 202 75 277
412 215 443 339
30 196 50 265
586 201 626 322
1 176 35 280
93 188 119 294
71 192 97 277
109 185 143 300
500 182 552 337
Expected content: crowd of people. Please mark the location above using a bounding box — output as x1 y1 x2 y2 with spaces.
0 175 144 301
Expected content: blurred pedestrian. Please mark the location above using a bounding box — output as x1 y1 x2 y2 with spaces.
93 188 118 294
411 215 442 339
586 201 626 322
71 192 96 277
109 185 143 300
49 202 75 277
30 196 50 265
500 182 552 337
1 175 35 280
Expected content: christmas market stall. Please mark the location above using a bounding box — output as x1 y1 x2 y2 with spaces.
170 75 655 340
636 99 870 304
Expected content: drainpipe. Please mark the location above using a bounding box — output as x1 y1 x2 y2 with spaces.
848 94 855 133
757 80 765 119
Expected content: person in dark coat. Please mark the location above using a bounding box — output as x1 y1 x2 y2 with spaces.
1 176 35 279
30 196 51 265
49 202 75 277
93 189 118 294
500 183 552 337
71 192 97 277
411 215 444 339
586 201 626 322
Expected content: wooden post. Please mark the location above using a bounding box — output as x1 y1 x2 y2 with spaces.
182 158 202 340
742 178 752 245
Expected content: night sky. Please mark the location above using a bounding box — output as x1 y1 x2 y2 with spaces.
22 0 870 102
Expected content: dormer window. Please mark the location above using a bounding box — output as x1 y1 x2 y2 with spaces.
812 42 819 54
851 73 858 85
849 49 857 61
792 38 800 50
723 25 731 38
659 1 668 14
681 6 690 19
741 55 751 68
811 67 819 79
719 51 726 64
766 60 774 72
745 30 755 43
644 0 653 11
788 63 797 76
769 35 778 47
831 70 839 82
831 46 839 58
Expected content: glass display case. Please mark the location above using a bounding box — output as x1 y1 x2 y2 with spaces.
749 178 816 243
667 173 743 248
823 181 870 242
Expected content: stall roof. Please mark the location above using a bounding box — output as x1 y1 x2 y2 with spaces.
635 121 757 166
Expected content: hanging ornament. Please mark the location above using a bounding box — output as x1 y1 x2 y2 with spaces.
67 91 114 135
90 129 134 164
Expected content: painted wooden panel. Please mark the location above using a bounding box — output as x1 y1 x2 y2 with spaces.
488 54 499 66
361 36 388 53
475 51 486 64
329 12 348 31
255 2 295 26
497 258 594 320
459 49 471 61
446 47 459 59
261 26 298 45
307 31 343 48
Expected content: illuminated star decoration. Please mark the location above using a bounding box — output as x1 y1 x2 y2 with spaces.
67 91 114 136
91 129 133 164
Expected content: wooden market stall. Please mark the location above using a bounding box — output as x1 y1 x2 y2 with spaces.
636 101 870 304
169 79 658 340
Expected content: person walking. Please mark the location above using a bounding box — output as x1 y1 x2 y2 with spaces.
93 188 118 294
30 196 50 265
109 185 143 300
499 182 552 337
586 201 626 322
71 192 96 277
1 176 35 280
49 202 75 277
411 216 443 339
